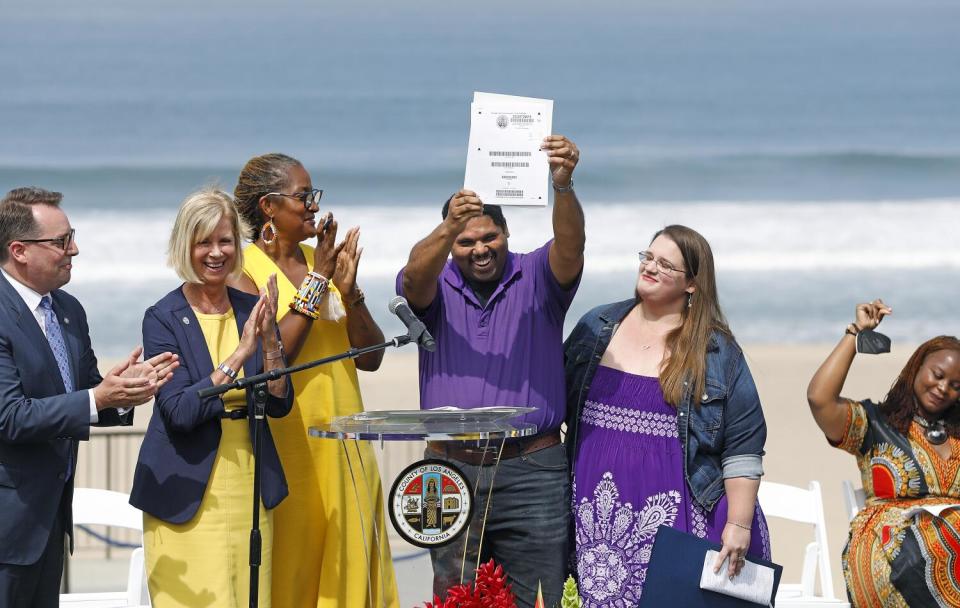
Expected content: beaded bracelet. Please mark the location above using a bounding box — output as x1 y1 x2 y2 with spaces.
290 271 329 319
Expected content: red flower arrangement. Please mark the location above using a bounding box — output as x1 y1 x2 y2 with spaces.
423 559 517 608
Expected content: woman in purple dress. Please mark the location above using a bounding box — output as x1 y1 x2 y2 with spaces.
564 225 771 606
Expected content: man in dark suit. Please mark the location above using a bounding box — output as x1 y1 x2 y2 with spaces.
0 186 178 607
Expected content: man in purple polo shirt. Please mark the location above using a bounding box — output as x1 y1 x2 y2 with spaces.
396 135 584 608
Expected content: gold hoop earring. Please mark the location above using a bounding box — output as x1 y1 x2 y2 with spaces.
261 219 276 245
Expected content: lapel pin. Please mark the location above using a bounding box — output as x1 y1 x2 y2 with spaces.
63 317 70 324
182 316 190 325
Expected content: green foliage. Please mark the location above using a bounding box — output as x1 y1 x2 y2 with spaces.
559 576 583 608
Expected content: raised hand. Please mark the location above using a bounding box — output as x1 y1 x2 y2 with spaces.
541 134 580 188
311 212 345 279
259 273 280 347
854 299 892 331
237 295 267 361
443 190 483 233
332 226 362 300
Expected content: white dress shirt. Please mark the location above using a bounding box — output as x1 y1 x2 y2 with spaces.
0 268 99 423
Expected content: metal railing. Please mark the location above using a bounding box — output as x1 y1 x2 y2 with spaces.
67 427 428 563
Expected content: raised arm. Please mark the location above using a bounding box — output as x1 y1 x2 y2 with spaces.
401 190 482 310
542 135 585 289
332 227 385 371
807 299 891 443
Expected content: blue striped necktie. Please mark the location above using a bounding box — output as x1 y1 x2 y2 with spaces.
40 295 75 479
39 296 74 393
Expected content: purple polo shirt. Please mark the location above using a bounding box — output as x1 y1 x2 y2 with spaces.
396 240 579 433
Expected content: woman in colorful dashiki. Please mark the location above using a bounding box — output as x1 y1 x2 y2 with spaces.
231 154 398 608
808 299 960 607
564 225 771 607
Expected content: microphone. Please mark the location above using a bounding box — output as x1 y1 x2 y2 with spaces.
388 296 437 352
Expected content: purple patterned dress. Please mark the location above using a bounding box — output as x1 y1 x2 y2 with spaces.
572 366 771 607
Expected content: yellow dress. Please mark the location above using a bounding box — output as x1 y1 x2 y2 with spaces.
243 243 398 608
144 309 274 608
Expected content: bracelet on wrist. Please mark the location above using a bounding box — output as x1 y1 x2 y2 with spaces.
264 343 285 361
217 362 239 380
845 323 862 337
726 520 752 531
552 179 574 194
346 287 366 309
289 271 330 319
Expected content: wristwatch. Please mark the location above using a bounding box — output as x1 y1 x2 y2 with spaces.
552 179 574 194
217 362 239 380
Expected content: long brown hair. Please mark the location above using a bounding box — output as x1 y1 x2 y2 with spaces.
879 336 960 436
233 153 302 241
648 225 733 406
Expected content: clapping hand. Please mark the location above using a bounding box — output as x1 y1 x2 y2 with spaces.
333 227 362 301
259 273 280 348
94 346 179 410
311 212 346 280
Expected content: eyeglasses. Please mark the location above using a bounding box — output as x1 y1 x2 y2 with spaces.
266 188 324 209
638 250 687 275
20 228 76 252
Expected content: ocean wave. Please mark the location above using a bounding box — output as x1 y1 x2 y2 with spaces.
65 199 960 287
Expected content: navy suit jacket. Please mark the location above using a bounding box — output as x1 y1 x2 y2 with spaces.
0 271 131 566
130 286 292 524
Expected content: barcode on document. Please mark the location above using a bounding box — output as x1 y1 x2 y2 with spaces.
489 151 532 157
490 161 530 168
496 189 524 198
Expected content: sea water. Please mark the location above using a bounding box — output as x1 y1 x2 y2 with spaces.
1 0 958 355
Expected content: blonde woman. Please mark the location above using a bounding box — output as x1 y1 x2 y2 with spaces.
130 188 292 607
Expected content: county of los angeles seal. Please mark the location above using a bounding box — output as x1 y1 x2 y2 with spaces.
388 459 473 548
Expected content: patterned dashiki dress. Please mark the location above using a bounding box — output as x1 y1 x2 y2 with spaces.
833 399 960 607
572 366 771 607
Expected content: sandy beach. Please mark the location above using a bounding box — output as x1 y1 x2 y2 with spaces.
81 342 911 601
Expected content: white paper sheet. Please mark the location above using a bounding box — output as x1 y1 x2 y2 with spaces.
464 92 553 206
700 550 775 606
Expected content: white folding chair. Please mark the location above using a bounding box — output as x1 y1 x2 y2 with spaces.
757 480 849 607
841 480 866 523
60 488 150 608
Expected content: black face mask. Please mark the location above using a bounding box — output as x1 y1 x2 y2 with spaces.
857 329 892 355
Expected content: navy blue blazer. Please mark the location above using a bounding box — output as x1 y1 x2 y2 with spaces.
130 286 292 524
0 272 131 566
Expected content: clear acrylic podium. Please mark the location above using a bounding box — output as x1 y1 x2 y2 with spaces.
308 407 537 607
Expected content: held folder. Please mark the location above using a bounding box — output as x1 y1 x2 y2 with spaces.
638 525 783 607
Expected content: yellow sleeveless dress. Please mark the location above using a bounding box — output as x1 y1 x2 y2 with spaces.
144 309 274 607
243 243 398 608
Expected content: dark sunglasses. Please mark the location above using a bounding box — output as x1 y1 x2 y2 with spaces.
266 188 324 209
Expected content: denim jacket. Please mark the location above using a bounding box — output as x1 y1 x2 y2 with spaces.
563 299 766 510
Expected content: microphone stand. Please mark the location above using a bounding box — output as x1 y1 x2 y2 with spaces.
197 333 415 608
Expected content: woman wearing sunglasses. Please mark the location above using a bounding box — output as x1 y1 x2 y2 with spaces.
231 154 398 608
563 225 771 605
